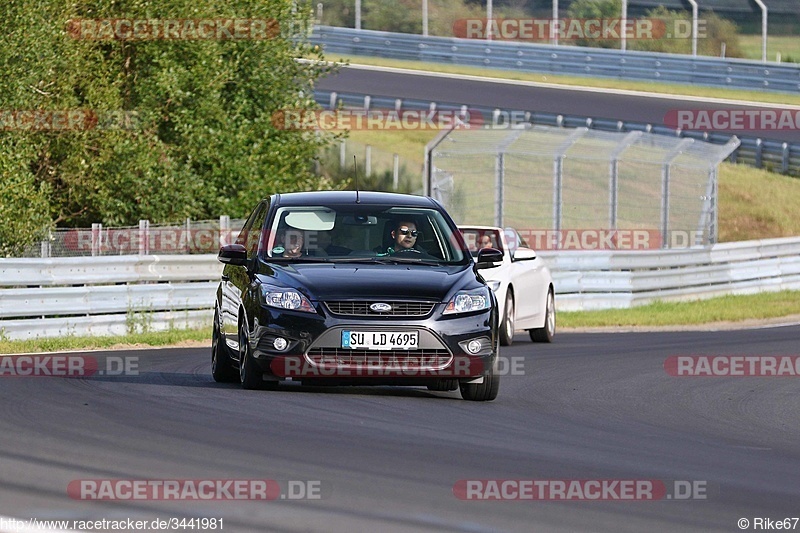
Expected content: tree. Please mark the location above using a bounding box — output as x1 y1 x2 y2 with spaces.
0 0 336 256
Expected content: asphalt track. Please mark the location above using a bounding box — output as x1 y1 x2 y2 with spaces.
316 65 800 144
2 326 799 532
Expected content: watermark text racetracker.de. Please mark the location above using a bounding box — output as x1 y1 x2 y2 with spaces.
68 479 327 500
665 109 800 132
66 18 279 40
452 17 708 41
453 479 709 500
665 356 800 377
0 355 138 378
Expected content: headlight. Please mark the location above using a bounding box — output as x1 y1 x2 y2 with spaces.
443 287 491 315
261 285 316 313
485 280 501 292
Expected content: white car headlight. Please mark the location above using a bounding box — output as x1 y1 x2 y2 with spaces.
261 285 316 313
485 280 501 292
443 287 491 315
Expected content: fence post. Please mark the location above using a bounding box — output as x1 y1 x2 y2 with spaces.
608 131 641 230
40 229 51 258
393 154 399 190
495 153 504 227
138 219 150 255
755 138 763 168
219 215 230 249
91 223 102 256
782 142 789 174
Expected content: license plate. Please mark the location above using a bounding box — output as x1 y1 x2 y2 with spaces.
342 331 419 350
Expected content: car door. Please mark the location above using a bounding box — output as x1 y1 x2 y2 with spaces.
220 201 269 353
505 229 548 327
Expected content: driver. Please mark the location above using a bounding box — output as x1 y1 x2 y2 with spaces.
391 220 419 252
384 220 435 259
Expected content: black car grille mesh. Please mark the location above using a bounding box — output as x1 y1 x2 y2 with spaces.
324 301 436 317
306 348 451 368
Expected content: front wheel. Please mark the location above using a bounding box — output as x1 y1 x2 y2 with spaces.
499 290 515 346
460 357 500 401
529 289 555 343
239 323 273 390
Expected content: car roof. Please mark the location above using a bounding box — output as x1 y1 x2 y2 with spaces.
273 191 438 208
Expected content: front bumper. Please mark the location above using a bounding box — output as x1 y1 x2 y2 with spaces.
248 303 497 382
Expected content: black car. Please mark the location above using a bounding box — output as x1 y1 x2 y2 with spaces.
212 191 502 401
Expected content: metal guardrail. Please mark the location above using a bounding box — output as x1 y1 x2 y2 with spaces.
3 238 800 338
314 90 800 176
541 236 800 310
0 255 221 340
311 25 800 94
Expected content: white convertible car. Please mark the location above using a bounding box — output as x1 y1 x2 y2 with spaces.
459 226 555 346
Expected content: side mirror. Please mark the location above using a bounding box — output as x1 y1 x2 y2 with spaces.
512 247 536 261
475 247 503 269
218 243 247 266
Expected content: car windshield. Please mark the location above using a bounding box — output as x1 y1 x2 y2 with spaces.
460 228 503 256
261 205 468 264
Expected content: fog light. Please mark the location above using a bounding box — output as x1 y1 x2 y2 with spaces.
466 339 482 354
273 337 288 351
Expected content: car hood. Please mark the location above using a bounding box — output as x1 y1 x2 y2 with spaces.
259 263 480 302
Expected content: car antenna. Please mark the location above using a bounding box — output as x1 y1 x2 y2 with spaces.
353 155 360 203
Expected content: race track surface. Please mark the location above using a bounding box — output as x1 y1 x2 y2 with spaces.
2 326 799 532
317 66 800 144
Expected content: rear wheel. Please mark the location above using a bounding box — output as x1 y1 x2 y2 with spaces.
499 290 515 346
211 310 238 383
529 289 555 343
459 357 500 401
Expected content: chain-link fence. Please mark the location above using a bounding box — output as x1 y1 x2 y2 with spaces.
20 217 246 258
427 124 740 249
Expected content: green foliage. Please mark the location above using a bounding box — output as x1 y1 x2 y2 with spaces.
566 0 622 49
317 142 418 194
630 7 742 58
0 0 336 255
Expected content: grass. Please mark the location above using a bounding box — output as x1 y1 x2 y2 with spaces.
739 35 800 63
0 327 211 355
718 164 800 241
328 53 800 107
559 290 800 328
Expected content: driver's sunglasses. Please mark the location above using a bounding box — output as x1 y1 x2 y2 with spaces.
398 228 419 237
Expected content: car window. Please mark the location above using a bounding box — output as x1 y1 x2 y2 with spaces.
236 201 268 259
460 228 503 256
262 205 467 263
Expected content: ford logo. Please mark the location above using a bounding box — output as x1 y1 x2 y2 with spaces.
369 303 393 313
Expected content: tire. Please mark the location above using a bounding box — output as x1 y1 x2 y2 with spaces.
529 288 555 343
459 356 500 402
427 379 459 392
499 289 515 346
239 322 275 390
211 310 238 383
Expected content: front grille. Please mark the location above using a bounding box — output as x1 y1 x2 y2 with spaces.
306 348 451 369
324 301 436 317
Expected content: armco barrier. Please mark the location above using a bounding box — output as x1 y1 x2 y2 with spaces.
311 25 800 94
0 255 221 340
2 238 800 339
